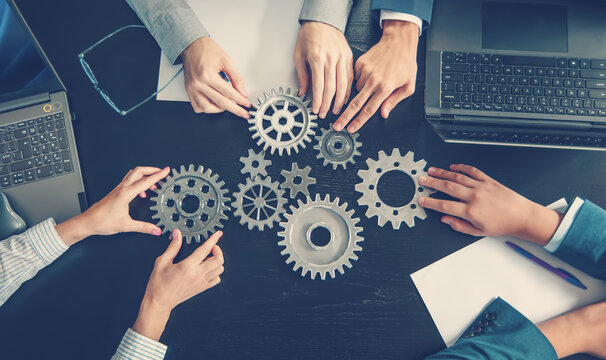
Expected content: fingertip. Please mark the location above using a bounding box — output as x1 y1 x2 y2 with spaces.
418 196 425 205
333 122 343 131
427 167 436 175
441 217 451 225
139 192 147 198
152 227 162 236
172 229 181 240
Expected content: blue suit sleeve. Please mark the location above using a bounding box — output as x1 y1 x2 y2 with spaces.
553 199 606 280
371 0 434 26
425 298 556 360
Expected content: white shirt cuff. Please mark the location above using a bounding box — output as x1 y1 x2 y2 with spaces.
544 197 584 253
114 328 167 360
26 218 68 265
379 10 423 36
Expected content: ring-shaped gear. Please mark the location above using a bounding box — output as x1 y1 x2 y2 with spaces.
233 176 286 231
249 87 317 156
278 194 363 280
313 123 362 170
239 149 272 179
150 164 231 244
355 149 435 229
280 162 316 199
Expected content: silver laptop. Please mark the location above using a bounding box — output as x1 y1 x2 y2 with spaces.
425 0 606 150
0 0 86 226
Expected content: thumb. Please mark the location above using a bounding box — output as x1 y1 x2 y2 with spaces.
441 216 484 237
162 229 183 262
380 84 413 118
129 220 162 236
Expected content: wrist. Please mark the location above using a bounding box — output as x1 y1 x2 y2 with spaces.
132 297 172 342
55 213 95 246
514 202 564 246
382 20 419 41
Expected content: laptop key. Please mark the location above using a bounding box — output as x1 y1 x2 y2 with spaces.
594 100 606 109
0 165 8 175
61 150 72 172
1 154 10 164
14 128 27 139
24 170 35 181
442 73 463 82
591 60 606 70
589 90 606 99
12 173 24 185
581 70 606 79
503 56 556 67
442 52 454 62
10 159 34 172
0 176 11 187
443 63 469 72
36 165 54 178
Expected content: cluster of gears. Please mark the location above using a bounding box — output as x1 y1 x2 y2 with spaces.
150 87 433 280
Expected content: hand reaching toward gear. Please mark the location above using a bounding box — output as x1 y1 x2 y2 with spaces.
132 229 225 340
294 21 354 118
181 36 251 118
55 166 170 246
334 20 419 133
417 164 563 245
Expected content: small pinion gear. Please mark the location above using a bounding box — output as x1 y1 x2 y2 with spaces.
233 176 286 231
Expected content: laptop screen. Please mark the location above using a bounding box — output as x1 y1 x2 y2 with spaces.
0 0 62 103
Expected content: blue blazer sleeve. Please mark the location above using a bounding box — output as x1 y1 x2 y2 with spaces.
553 199 606 280
371 0 434 26
425 298 557 360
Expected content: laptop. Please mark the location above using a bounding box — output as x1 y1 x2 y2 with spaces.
0 0 86 226
425 0 606 150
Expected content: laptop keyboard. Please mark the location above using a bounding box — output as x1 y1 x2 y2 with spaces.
0 112 73 188
440 52 606 116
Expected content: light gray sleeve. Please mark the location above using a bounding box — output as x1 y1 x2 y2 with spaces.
125 0 209 64
299 0 353 33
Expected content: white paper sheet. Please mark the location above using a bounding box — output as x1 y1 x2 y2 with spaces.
411 198 606 347
156 0 302 103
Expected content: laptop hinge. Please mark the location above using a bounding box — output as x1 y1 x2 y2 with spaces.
451 115 593 130
0 92 50 114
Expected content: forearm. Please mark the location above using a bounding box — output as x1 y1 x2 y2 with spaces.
132 297 171 342
55 214 94 246
514 201 564 246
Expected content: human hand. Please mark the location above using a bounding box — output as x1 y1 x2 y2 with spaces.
334 20 419 133
181 36 251 118
293 21 353 118
417 164 563 245
133 229 225 340
55 166 170 245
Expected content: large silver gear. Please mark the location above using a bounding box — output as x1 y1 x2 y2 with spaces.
355 149 435 229
233 176 286 231
278 194 363 280
150 165 231 244
313 123 362 170
239 149 271 179
248 87 317 156
280 162 316 199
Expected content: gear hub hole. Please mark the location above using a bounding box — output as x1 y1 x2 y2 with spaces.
252 160 260 168
334 140 343 150
308 225 331 248
293 176 303 185
181 195 200 214
377 170 415 208
186 219 194 228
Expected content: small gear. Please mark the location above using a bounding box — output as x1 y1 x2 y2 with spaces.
355 149 435 229
239 149 271 179
150 165 231 244
233 176 286 231
278 194 363 280
313 123 362 170
280 162 316 199
248 87 317 156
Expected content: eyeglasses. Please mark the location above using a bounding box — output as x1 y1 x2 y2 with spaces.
78 25 183 116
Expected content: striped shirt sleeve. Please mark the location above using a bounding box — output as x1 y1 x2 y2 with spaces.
111 328 167 360
0 218 67 306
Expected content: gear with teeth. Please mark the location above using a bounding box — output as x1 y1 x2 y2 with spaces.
313 123 362 170
248 87 317 156
239 149 271 179
150 165 231 244
278 194 363 280
233 176 286 231
355 149 435 229
280 162 316 199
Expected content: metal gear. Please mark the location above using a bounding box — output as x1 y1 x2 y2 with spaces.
355 149 435 229
150 165 231 244
248 87 317 156
280 162 316 199
278 194 363 280
313 123 362 170
239 149 271 179
233 176 286 231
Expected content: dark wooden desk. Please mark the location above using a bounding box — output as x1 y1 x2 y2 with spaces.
0 1 603 359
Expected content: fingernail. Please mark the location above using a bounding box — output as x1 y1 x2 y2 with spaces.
151 184 157 190
319 112 326 119
152 228 162 236
216 231 223 238
333 123 342 131
442 218 451 225
419 176 427 183
418 197 425 205
163 166 170 171
333 108 341 115
428 167 436 174
172 229 179 238
384 108 391 118
347 126 356 133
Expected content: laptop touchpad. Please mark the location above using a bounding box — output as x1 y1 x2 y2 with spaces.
482 2 568 53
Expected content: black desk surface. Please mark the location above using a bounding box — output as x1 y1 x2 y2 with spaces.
0 1 603 359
